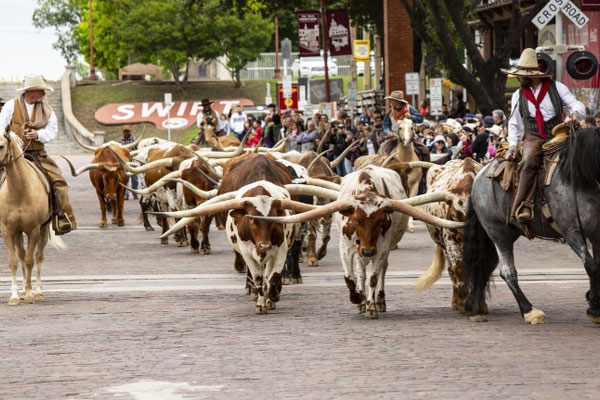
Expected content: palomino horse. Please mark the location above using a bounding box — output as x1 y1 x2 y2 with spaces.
464 127 600 324
354 118 422 231
0 130 64 305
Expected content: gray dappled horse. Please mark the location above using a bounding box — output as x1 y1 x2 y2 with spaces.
464 127 600 324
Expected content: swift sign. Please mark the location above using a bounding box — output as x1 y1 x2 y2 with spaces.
533 0 589 30
95 99 254 130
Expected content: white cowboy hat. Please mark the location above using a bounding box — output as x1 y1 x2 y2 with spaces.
18 74 54 92
384 90 408 104
487 125 504 137
501 48 552 77
444 118 462 132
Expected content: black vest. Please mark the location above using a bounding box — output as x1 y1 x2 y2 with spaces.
518 80 563 139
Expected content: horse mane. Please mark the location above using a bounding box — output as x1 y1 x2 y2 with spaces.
558 127 600 192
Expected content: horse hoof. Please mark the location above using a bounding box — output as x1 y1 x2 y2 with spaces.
524 307 547 324
8 297 20 306
376 302 386 312
117 221 125 227
587 314 600 324
99 222 108 229
469 314 488 322
160 238 168 245
145 226 155 232
307 258 318 267
23 293 35 304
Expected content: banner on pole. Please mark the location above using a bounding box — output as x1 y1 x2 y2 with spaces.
326 8 352 56
297 10 321 57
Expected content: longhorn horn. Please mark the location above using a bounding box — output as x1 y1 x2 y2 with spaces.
304 177 341 191
306 149 332 174
193 166 220 188
330 140 360 169
194 131 249 158
401 192 459 207
59 156 100 176
248 199 350 224
109 146 175 175
252 137 264 153
381 151 398 167
153 191 238 220
258 136 288 153
316 128 332 154
284 184 339 200
120 169 182 195
193 152 223 180
70 129 99 152
165 178 218 199
390 199 466 229
122 126 146 149
214 135 226 151
405 161 437 170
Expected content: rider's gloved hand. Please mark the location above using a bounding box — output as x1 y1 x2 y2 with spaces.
505 144 518 160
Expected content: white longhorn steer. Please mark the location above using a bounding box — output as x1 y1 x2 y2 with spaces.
254 165 464 319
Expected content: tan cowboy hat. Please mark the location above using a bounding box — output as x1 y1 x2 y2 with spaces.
487 125 504 137
384 90 408 104
501 48 552 77
444 118 462 132
18 74 54 92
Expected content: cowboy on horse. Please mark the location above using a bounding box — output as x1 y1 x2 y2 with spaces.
0 74 76 234
503 48 586 223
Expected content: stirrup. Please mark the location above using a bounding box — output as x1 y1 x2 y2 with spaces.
53 213 73 235
515 202 533 223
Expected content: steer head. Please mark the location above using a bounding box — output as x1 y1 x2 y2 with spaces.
340 193 394 258
95 164 126 202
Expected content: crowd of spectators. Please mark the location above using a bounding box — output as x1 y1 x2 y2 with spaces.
204 98 600 177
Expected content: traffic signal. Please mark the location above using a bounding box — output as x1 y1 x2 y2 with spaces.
565 50 599 80
537 53 555 76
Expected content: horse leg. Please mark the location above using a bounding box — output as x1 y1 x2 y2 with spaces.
566 232 600 323
495 241 546 324
14 233 27 297
4 229 21 305
22 229 41 304
33 225 49 300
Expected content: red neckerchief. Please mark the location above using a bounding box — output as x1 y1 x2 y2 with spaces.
521 79 551 138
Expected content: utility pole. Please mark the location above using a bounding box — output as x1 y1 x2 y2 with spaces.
320 0 330 102
273 3 282 79
88 0 97 81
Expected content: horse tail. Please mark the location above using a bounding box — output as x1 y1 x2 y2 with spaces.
413 244 445 291
48 226 67 251
463 200 498 316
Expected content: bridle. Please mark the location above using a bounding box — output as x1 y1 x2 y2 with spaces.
0 134 31 169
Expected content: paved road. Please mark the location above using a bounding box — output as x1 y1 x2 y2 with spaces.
0 154 597 399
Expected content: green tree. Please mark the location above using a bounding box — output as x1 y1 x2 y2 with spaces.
32 0 83 63
399 0 547 114
211 13 273 87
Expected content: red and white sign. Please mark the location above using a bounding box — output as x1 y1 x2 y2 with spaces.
95 99 255 130
277 83 298 112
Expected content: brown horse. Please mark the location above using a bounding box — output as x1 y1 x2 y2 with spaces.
0 130 64 305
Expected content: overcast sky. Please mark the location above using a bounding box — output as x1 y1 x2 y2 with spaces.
0 0 67 82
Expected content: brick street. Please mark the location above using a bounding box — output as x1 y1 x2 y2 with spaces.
0 154 598 399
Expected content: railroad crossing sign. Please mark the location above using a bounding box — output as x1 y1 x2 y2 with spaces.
533 0 589 30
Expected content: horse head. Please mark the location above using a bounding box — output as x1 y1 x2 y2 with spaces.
396 118 415 147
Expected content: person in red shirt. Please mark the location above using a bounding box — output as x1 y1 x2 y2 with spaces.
246 119 263 147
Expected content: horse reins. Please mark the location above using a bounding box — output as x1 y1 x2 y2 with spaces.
0 136 32 169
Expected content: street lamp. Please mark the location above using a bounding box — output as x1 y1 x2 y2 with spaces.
88 0 97 81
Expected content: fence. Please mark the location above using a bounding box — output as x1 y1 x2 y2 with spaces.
239 52 352 80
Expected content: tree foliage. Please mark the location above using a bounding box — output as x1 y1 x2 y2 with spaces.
399 0 547 114
32 0 83 63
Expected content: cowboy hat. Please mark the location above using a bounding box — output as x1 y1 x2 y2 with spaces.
487 125 503 137
384 90 408 104
122 125 131 132
201 98 214 106
444 118 461 131
501 48 553 77
18 74 54 92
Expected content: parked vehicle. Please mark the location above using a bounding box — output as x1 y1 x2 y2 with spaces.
291 57 339 77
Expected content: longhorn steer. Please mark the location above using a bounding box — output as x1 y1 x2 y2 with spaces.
412 158 482 313
255 165 465 319
62 143 132 228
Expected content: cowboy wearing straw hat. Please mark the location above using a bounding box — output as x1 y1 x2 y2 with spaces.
503 48 585 223
0 74 76 234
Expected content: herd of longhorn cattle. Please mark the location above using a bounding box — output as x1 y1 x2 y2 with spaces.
62 124 474 318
